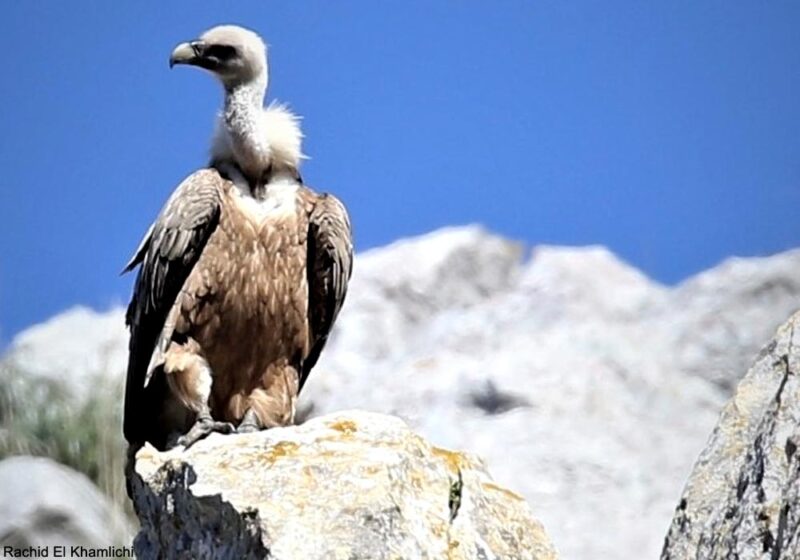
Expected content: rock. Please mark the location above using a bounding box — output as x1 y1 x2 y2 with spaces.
0 456 133 549
6 226 800 560
661 310 800 559
335 225 524 361
2 306 127 405
521 244 668 318
666 250 800 391
306 239 722 560
131 411 558 560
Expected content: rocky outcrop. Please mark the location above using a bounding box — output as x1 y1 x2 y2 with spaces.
667 250 800 391
6 226 800 559
2 306 128 406
662 311 800 559
0 456 133 549
131 411 558 560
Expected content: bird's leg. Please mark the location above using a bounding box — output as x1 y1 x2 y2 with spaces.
236 408 262 434
177 406 235 448
235 363 299 432
162 338 234 448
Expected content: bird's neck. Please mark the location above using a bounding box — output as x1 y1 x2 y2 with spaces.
221 77 269 183
224 76 267 123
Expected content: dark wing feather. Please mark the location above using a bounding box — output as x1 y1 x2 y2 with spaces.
302 193 353 391
121 223 154 274
122 169 225 444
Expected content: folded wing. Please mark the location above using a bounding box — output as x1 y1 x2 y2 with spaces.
303 193 353 390
122 169 225 444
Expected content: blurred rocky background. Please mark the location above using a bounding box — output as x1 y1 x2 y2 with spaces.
2 225 799 559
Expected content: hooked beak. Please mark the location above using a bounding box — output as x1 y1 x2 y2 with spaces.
169 40 204 68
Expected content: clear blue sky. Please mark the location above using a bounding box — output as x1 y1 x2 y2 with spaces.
1 2 799 341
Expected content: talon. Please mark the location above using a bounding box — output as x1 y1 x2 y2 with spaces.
236 423 259 434
177 416 234 448
236 408 262 434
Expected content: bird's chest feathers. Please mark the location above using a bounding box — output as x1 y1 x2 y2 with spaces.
229 180 299 226
207 184 309 327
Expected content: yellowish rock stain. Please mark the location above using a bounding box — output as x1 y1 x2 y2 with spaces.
432 446 464 474
328 419 358 435
363 465 381 476
447 537 461 560
482 482 524 501
263 441 300 464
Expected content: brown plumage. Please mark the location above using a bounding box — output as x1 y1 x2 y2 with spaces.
123 25 352 450
124 169 352 449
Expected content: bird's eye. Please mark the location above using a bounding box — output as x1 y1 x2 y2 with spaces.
205 45 238 61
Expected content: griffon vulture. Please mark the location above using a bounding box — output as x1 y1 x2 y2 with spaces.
122 25 352 450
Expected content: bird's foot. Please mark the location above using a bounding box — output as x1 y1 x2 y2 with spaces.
236 408 262 434
177 416 234 448
236 423 259 434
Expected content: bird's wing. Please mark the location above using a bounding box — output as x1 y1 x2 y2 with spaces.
302 191 353 390
122 168 225 443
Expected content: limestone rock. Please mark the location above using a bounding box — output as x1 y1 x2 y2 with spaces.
6 226 800 559
666 250 800 391
336 225 524 360
662 311 800 559
131 411 558 560
0 456 133 549
2 306 127 405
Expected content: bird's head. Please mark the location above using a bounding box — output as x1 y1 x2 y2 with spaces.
170 25 267 89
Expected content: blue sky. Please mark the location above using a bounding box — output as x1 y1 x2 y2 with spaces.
1 2 799 341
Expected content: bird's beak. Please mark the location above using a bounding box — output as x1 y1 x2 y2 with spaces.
169 40 204 68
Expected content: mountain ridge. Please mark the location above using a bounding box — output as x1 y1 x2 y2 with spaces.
4 225 800 559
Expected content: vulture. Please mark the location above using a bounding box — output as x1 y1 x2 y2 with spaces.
122 25 352 450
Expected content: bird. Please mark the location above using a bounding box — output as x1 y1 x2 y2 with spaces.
122 25 353 451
